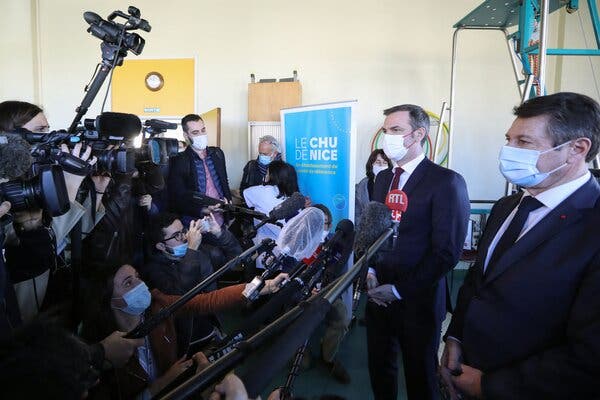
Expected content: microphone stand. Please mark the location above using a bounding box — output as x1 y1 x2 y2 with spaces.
280 339 309 400
125 238 275 339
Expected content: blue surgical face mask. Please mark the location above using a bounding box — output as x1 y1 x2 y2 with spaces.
166 242 188 258
498 142 570 187
113 282 151 315
258 154 272 165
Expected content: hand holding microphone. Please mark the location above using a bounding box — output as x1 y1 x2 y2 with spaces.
243 207 324 302
260 273 290 295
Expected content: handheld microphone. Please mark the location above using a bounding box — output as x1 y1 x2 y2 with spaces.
354 201 393 256
270 192 305 219
385 189 408 247
242 207 324 302
385 189 408 223
352 201 393 311
245 192 306 238
192 192 268 220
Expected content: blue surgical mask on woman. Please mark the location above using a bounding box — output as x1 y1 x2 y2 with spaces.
498 141 570 187
113 282 151 315
258 154 272 165
167 242 188 258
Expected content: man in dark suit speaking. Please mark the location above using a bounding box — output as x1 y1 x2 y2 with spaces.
367 104 470 400
441 92 600 399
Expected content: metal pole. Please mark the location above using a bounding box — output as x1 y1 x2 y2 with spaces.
521 74 535 103
537 0 550 94
503 29 526 98
433 101 447 164
448 27 508 169
448 28 463 169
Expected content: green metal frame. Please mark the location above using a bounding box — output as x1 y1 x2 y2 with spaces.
455 0 600 74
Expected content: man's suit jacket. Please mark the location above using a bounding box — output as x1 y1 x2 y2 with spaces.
168 146 232 218
372 157 470 321
446 177 600 399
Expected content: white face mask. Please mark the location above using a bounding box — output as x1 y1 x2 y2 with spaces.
498 142 570 187
372 164 387 176
321 230 329 242
191 135 208 150
383 133 411 161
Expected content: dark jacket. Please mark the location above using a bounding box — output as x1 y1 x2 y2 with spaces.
372 157 470 320
168 146 231 218
240 159 265 195
140 228 239 353
446 177 600 399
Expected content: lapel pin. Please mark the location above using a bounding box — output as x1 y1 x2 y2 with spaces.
560 215 566 220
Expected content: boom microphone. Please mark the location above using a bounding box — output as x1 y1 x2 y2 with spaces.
252 191 306 231
354 201 393 256
352 201 393 311
0 134 33 180
243 207 324 301
269 191 305 221
85 112 142 140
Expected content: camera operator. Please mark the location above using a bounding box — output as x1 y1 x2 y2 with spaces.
0 101 50 133
3 141 107 323
0 132 142 371
0 101 108 323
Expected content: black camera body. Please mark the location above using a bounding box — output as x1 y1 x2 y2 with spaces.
0 164 70 217
84 6 151 56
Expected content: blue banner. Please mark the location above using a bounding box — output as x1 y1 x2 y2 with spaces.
282 103 355 227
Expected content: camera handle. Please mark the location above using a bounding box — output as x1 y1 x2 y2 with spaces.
67 42 128 133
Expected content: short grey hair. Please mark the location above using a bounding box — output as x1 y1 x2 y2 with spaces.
258 135 281 153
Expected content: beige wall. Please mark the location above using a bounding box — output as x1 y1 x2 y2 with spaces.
1 0 598 200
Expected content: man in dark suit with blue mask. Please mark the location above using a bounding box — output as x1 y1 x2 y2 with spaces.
440 92 600 400
367 104 470 400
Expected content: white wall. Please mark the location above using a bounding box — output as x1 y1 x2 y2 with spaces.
1 0 598 200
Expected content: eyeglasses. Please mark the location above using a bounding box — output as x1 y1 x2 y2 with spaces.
163 227 188 242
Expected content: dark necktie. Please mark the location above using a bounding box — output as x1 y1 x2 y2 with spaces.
486 196 544 274
390 167 404 190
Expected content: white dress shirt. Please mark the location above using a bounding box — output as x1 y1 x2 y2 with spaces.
483 171 591 272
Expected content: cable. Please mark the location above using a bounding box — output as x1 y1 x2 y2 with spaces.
577 10 600 100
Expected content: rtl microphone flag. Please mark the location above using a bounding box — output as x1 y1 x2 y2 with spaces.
385 189 408 221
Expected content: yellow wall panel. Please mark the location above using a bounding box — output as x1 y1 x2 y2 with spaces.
112 58 195 117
